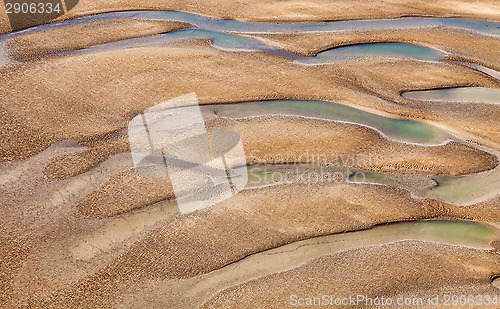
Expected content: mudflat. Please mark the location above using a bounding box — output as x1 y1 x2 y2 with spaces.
1 2 499 308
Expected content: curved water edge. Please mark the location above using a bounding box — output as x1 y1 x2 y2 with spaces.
348 162 500 206
2 10 500 38
203 100 452 145
22 186 500 307
238 157 500 206
236 164 437 194
2 11 500 67
352 168 500 206
403 87 500 104
71 184 499 262
146 219 500 307
453 61 500 81
55 30 449 66
349 141 500 205
423 168 500 206
295 43 447 64
2 11 499 214
493 277 500 290
420 141 500 206
48 32 500 80
4 11 500 304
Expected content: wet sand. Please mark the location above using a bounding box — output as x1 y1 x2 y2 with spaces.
1 43 498 162
1 3 499 308
246 27 500 69
1 0 499 35
201 242 500 308
5 18 191 61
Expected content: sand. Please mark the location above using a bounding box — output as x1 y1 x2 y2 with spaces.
201 242 500 308
42 115 497 221
0 3 11 34
212 117 497 176
1 43 498 163
75 169 176 218
14 179 498 307
1 3 499 308
8 182 440 306
5 18 191 61
245 27 500 70
1 0 499 34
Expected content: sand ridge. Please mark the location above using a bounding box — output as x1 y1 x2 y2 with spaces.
2 0 500 34
1 3 499 307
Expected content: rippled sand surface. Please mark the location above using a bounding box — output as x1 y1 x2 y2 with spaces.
1 1 499 308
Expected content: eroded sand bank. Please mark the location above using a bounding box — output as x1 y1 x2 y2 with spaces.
1 4 499 308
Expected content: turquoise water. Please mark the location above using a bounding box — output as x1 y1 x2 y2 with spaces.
4 11 500 37
349 163 500 206
204 100 449 144
297 43 446 64
69 31 446 63
403 87 500 104
53 28 297 59
3 10 500 66
402 220 499 246
423 167 500 205
166 29 278 52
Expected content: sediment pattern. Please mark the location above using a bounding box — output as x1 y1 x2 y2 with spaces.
1 1 499 308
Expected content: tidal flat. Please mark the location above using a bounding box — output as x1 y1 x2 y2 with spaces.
0 1 499 308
